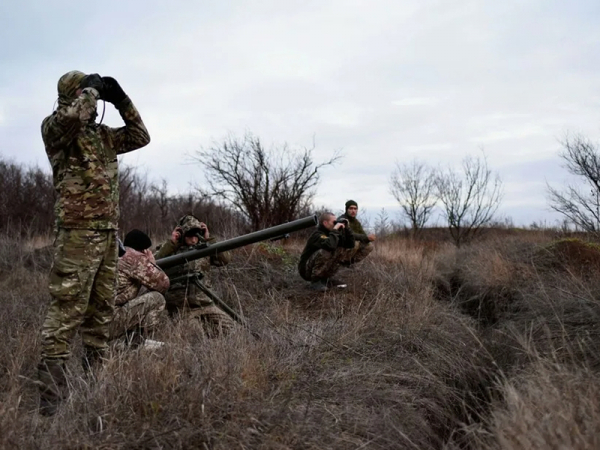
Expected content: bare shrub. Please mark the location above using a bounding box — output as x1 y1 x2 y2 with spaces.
390 160 437 235
435 154 503 247
547 135 600 235
0 158 54 236
0 157 245 240
193 134 340 230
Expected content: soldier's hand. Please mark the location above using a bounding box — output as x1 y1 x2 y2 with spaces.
79 73 104 98
171 227 182 244
368 234 377 242
199 222 210 239
101 76 127 104
334 222 345 230
144 249 156 264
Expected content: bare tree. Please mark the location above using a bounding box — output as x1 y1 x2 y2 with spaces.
151 179 170 225
193 134 340 230
0 156 246 239
0 158 55 235
435 154 503 246
373 208 391 237
389 160 436 235
547 135 600 235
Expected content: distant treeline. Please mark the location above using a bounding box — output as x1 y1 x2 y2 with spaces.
0 157 245 239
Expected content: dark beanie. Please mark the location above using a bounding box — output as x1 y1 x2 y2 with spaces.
345 200 358 211
123 229 152 252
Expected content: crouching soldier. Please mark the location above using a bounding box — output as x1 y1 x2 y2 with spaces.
155 215 234 337
298 211 356 292
337 200 375 266
110 229 169 349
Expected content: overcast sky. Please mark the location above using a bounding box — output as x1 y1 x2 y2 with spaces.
2 0 600 226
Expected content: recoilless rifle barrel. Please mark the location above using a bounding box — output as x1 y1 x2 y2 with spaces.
156 214 318 270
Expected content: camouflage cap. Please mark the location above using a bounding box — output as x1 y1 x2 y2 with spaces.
178 215 205 236
57 70 87 107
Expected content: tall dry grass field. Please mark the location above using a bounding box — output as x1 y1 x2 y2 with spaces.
0 230 599 449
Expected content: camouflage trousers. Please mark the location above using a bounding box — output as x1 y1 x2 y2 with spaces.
306 241 373 281
166 280 235 337
183 305 235 338
109 291 167 340
339 241 373 265
41 229 117 362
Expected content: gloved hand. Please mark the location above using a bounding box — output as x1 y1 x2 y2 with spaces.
101 76 127 104
79 73 104 98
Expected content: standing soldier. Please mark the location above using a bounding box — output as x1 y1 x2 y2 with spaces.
37 71 151 415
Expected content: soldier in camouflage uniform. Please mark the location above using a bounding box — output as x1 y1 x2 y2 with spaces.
155 215 235 337
298 212 356 292
337 200 376 265
111 230 169 343
38 71 150 415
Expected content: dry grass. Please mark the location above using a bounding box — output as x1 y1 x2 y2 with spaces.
482 362 600 449
1 230 600 449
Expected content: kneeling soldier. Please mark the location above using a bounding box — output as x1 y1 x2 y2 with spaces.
110 229 169 349
155 215 234 337
337 200 375 266
298 211 356 292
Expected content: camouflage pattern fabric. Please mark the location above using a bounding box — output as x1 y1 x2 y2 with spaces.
155 215 231 267
298 224 355 281
156 215 230 310
163 251 229 309
116 247 170 306
186 304 235 337
339 240 374 265
338 213 370 243
57 70 87 107
155 215 233 335
42 70 151 230
109 291 167 340
305 241 372 282
41 229 117 361
305 247 353 281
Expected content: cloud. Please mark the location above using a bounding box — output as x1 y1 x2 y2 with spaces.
392 97 439 107
2 0 600 226
469 125 546 144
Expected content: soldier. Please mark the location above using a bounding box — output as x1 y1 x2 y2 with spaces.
38 71 150 415
155 215 235 337
298 211 356 292
111 229 169 347
337 200 376 266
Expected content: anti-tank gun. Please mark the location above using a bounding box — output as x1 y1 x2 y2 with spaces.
155 215 318 326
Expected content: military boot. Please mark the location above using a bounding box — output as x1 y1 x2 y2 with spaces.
37 359 67 416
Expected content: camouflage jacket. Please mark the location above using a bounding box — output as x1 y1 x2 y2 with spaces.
154 215 231 272
338 213 370 243
298 224 355 280
154 215 230 308
42 73 150 230
116 247 170 306
155 238 231 278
